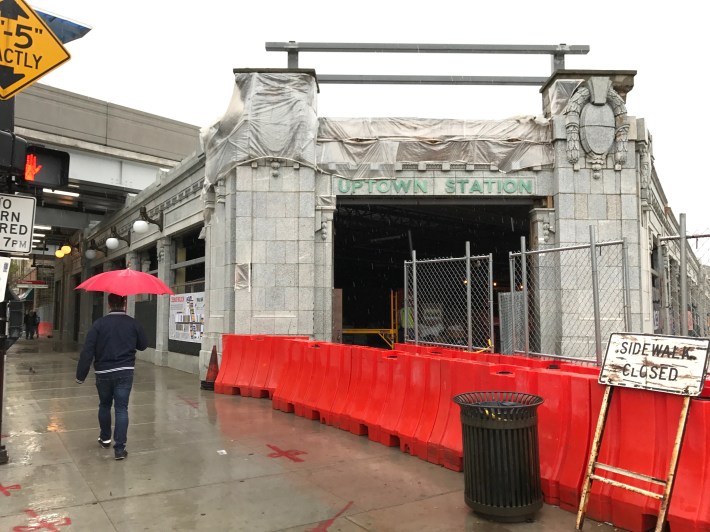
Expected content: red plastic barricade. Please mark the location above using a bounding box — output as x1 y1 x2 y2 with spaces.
244 335 308 398
263 336 307 398
554 372 600 513
370 352 410 447
435 359 489 471
214 334 247 395
403 355 441 459
272 339 310 413
294 342 330 420
584 388 683 532
668 396 710 531
425 357 455 467
533 368 592 506
343 347 383 436
317 344 351 426
230 335 265 395
360 349 396 440
328 345 358 430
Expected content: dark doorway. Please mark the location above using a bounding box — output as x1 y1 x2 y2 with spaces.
333 198 532 348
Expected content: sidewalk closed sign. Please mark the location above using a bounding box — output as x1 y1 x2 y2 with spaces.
0 193 36 253
599 332 710 396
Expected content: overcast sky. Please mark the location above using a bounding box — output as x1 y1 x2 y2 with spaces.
31 0 709 236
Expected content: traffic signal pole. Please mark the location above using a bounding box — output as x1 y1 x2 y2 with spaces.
0 97 14 465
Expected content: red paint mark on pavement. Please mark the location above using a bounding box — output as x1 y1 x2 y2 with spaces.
306 501 354 531
266 443 307 462
13 509 72 531
0 483 21 496
177 396 199 409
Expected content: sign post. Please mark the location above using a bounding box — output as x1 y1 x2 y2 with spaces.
576 333 710 531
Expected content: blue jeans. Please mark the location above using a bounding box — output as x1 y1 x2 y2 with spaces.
95 371 134 452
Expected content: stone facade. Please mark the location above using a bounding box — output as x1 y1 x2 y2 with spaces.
53 69 703 376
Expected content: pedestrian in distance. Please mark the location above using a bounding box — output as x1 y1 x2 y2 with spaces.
24 311 33 339
75 293 148 460
33 311 40 338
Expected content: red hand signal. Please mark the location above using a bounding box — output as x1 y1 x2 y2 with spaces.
25 153 42 181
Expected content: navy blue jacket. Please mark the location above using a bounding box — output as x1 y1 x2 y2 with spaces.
76 311 148 382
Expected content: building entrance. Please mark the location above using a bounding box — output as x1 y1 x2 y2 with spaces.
333 198 532 349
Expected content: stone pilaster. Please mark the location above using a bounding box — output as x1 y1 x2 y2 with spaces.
154 237 174 366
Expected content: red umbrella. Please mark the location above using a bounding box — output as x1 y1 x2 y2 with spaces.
75 269 174 296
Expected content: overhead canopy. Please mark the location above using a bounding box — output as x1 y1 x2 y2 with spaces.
36 9 91 44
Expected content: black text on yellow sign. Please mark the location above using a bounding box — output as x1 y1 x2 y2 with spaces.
0 0 70 100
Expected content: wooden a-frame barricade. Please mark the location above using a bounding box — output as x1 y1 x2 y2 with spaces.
575 333 710 532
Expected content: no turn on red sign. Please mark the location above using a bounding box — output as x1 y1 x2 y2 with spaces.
0 0 70 99
0 193 35 253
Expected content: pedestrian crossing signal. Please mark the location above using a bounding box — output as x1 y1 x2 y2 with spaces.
23 145 69 187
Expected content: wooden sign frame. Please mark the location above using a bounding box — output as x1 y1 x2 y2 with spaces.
576 333 710 531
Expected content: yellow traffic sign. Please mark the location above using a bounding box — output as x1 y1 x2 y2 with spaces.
0 0 70 100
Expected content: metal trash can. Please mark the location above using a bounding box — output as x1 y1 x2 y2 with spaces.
453 391 544 523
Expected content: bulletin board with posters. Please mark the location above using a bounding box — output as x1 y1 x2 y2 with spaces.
169 292 205 343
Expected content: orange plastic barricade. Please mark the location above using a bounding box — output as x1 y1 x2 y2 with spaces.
370 352 410 447
242 335 272 398
554 372 599 513
330 345 359 430
294 342 330 420
360 349 396 440
436 359 490 471
668 396 710 532
425 356 455 466
393 342 418 354
214 334 247 395
318 344 352 427
263 336 308 398
500 354 558 369
272 339 310 413
609 391 682 532
230 335 265 395
344 347 382 436
245 335 308 398
410 355 442 461
395 353 429 454
535 368 580 506
584 387 671 532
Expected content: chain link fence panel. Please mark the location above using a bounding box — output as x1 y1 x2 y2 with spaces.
404 248 493 350
660 227 710 339
508 239 628 363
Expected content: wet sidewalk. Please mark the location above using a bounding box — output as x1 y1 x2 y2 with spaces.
0 337 619 531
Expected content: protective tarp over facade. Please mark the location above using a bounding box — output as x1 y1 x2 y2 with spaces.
317 116 553 179
201 70 319 186
201 71 554 185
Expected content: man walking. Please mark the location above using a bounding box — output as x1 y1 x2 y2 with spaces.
75 293 148 460
24 311 33 339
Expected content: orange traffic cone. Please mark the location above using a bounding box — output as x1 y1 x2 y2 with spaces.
200 345 220 390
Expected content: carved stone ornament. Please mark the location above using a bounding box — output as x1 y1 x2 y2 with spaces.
564 77 629 178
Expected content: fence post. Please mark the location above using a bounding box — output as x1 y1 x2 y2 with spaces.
509 252 517 354
589 226 603 364
660 242 671 335
621 239 632 331
466 241 472 351
412 250 419 344
680 213 688 335
403 259 409 343
488 252 494 352
521 236 530 357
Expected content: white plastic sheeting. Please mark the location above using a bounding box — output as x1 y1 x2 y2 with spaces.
201 71 319 187
317 116 553 179
201 71 554 186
